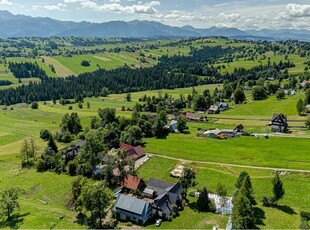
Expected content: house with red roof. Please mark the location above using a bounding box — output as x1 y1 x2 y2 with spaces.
120 143 146 161
122 175 145 191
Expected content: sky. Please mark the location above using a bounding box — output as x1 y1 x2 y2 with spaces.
0 0 310 30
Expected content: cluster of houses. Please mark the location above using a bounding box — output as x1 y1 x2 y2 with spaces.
113 176 183 224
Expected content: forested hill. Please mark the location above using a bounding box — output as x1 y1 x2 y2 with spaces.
0 46 289 105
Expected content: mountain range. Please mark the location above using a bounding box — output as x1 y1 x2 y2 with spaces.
0 10 310 41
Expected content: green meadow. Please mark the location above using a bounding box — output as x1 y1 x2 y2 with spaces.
138 157 310 229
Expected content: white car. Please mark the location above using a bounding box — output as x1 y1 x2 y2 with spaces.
155 219 162 227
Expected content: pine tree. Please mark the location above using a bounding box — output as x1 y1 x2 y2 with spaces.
272 171 285 204
196 187 210 212
232 180 256 229
235 171 256 205
296 98 304 115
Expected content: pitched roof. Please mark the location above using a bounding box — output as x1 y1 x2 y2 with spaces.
272 113 288 123
146 178 175 196
114 194 150 215
120 143 146 158
183 112 202 120
122 175 144 190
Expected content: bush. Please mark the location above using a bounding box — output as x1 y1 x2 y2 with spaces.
36 159 46 172
68 106 73 110
261 196 276 207
40 129 51 141
81 60 90 67
68 160 77 176
31 101 39 109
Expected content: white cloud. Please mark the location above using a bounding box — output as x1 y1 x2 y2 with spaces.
64 0 86 3
285 4 310 17
79 0 160 14
33 3 67 11
0 0 12 5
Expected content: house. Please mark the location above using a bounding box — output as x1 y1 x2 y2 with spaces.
208 105 219 114
270 113 288 133
113 194 152 224
122 175 145 191
301 81 310 88
66 139 84 157
284 89 297 95
203 129 221 138
215 102 229 111
143 178 183 218
120 143 146 161
183 112 205 122
168 120 178 132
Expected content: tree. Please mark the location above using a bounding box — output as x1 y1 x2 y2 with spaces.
81 60 90 67
81 182 112 228
40 129 51 141
232 181 256 229
120 125 143 146
252 86 267 100
70 176 87 213
31 101 39 109
101 87 109 97
196 187 210 212
47 136 58 153
216 183 227 207
234 87 246 104
276 89 285 100
98 108 117 127
235 171 256 205
180 167 196 200
126 93 131 102
177 116 187 133
0 188 22 220
153 111 168 138
193 95 207 111
19 137 39 167
272 171 285 205
61 113 83 135
297 99 305 115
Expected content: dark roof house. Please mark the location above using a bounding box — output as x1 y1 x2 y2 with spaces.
66 139 84 157
270 113 288 133
143 178 183 218
120 143 146 161
113 194 152 224
183 112 205 121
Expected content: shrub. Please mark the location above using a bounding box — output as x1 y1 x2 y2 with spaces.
31 101 39 109
40 129 51 141
81 60 90 67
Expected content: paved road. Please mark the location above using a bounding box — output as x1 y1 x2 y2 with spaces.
149 153 310 173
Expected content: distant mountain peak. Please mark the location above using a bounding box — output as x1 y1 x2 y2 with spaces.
0 10 309 40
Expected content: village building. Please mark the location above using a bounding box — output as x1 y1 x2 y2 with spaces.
270 113 288 133
183 112 205 122
120 143 146 161
113 194 152 224
122 175 145 191
167 120 178 132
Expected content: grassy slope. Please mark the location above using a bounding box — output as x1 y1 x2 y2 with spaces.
0 161 82 229
138 157 310 229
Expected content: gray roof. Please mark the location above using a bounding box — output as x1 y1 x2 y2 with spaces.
114 194 150 215
146 178 175 196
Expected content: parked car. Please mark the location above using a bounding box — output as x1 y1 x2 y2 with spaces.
155 219 162 227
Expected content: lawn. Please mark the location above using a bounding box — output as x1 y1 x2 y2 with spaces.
138 157 310 229
144 123 310 170
0 161 83 229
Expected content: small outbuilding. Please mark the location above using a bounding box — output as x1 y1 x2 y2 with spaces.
270 113 288 133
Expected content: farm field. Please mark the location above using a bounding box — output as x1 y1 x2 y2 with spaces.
138 157 310 229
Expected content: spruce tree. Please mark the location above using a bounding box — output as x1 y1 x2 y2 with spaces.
235 171 256 205
233 180 256 229
272 171 285 204
197 187 209 212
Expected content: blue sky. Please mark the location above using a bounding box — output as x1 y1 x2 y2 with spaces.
0 0 310 29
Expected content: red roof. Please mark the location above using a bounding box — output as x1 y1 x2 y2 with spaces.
122 175 144 190
120 143 146 160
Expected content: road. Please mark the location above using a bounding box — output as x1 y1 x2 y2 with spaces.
149 153 310 173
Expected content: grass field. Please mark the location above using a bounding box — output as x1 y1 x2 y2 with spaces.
0 161 82 229
144 122 310 170
138 157 310 229
42 56 76 77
